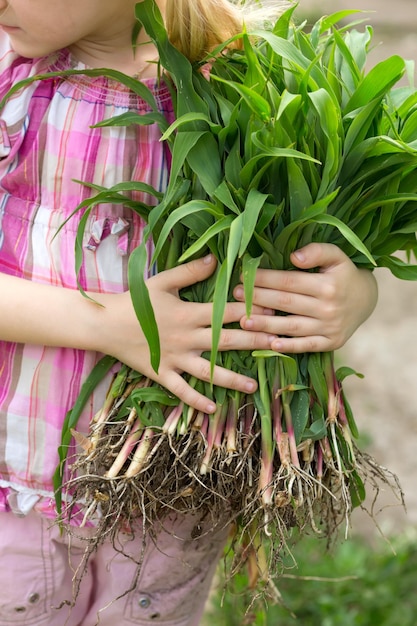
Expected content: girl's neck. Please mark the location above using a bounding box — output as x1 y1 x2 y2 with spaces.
69 33 158 78
68 1 165 78
69 39 159 78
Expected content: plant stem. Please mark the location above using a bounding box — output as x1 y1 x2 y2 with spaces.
257 357 274 505
105 414 143 478
124 427 154 478
200 403 224 474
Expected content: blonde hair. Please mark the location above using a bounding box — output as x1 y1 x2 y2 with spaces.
165 0 288 63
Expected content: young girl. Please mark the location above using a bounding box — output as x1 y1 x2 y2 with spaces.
0 0 377 624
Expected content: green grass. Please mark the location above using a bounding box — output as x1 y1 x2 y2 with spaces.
204 530 417 625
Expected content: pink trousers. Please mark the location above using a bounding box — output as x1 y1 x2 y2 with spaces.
0 510 228 625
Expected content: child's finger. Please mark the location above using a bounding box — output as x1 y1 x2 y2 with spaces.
269 335 329 354
186 356 258 395
235 269 324 299
240 313 319 337
236 285 319 317
151 254 217 292
159 359 259 414
158 369 217 414
290 242 348 271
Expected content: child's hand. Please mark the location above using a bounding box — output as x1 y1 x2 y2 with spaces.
98 255 274 413
234 243 378 353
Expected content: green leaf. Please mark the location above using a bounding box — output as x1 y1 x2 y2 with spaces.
287 158 313 221
160 111 221 140
208 215 244 373
240 189 270 256
135 0 208 117
187 132 223 195
303 416 327 441
128 244 161 372
357 193 417 217
53 355 117 514
130 387 179 406
138 404 165 428
252 30 312 70
242 254 262 318
336 366 364 381
276 90 303 123
344 56 405 114
252 350 283 358
378 255 417 279
307 353 328 406
349 470 366 508
251 134 321 163
93 110 168 131
399 110 417 142
308 88 342 196
343 98 386 156
213 181 241 215
274 192 338 255
313 214 376 265
152 199 221 263
166 131 206 197
0 67 163 115
211 259 229 379
211 75 271 122
179 215 234 262
318 10 364 35
74 206 94 299
342 391 360 439
291 388 311 445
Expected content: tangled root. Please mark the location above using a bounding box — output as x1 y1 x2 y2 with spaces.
59 411 403 608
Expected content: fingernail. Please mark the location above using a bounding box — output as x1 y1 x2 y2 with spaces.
292 250 305 262
206 402 216 413
245 381 257 392
244 318 254 329
271 339 283 351
234 286 244 299
203 254 213 264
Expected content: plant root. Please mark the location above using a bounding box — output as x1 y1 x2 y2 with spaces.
60 390 402 608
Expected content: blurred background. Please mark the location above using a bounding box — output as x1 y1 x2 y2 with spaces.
294 0 417 539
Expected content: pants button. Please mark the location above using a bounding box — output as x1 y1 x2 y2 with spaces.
138 595 151 609
29 593 40 604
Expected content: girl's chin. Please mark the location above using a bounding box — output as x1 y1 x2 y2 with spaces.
1 33 51 59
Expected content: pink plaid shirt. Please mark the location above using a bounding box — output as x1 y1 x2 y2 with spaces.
0 33 174 517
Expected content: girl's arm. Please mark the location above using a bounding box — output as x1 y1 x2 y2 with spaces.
1 244 376 411
235 243 378 353
0 255 274 414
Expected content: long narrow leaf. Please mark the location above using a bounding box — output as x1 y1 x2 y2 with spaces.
128 244 161 372
53 355 117 513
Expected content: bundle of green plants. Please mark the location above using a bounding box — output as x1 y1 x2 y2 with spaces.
50 0 417 589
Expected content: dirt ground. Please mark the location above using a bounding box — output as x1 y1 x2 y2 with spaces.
295 0 417 538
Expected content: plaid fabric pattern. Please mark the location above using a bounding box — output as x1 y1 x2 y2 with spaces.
0 34 175 515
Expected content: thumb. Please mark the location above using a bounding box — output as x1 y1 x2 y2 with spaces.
156 254 217 291
290 242 346 271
